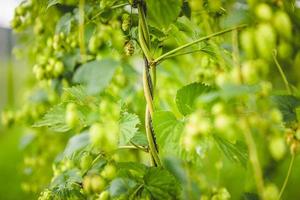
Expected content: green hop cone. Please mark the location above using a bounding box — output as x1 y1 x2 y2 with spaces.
80 153 93 171
273 11 292 40
255 23 276 60
65 103 80 129
124 40 135 56
98 190 110 200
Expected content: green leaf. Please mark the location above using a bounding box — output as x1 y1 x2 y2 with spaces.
33 104 70 132
119 110 140 145
63 86 88 104
56 12 73 34
130 131 148 147
62 50 81 72
63 132 90 157
73 59 119 94
146 0 182 30
50 168 83 199
33 103 89 132
47 0 61 9
143 167 181 200
116 162 146 186
176 82 212 115
271 95 300 123
152 111 184 156
162 157 187 184
213 134 248 168
109 178 138 198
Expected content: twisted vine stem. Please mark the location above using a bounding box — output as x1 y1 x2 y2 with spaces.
137 1 161 166
135 1 246 167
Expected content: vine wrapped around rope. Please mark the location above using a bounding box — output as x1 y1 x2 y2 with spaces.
137 1 161 166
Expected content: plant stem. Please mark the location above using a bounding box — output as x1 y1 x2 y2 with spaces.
278 154 295 200
159 48 209 61
232 29 243 84
273 50 292 95
139 22 152 62
138 1 161 166
90 3 129 22
137 3 150 46
143 64 154 115
130 141 149 152
153 24 247 64
79 0 86 60
242 119 265 199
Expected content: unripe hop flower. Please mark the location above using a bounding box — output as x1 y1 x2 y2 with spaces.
122 14 130 32
263 184 279 200
53 61 64 77
101 164 117 180
270 109 282 123
89 123 104 146
273 11 292 39
255 23 276 60
91 175 107 193
255 3 272 21
259 81 272 97
80 153 93 171
241 61 258 84
124 40 135 56
240 28 255 58
212 103 224 115
269 137 286 161
65 103 80 128
98 191 110 200
214 114 233 131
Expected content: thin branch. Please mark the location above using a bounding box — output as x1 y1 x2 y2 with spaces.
157 48 209 63
242 119 265 199
130 141 149 152
273 50 292 95
153 24 247 64
118 145 139 150
278 154 295 200
78 0 86 59
90 3 129 22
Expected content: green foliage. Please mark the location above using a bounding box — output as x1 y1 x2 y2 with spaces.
119 109 140 145
146 0 182 30
143 167 181 199
49 169 83 199
73 59 120 94
47 0 61 9
63 132 90 157
213 134 248 168
55 13 73 34
272 95 300 123
152 111 184 156
33 104 70 132
176 82 212 115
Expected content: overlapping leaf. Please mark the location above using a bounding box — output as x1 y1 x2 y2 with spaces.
56 12 73 34
33 104 70 132
119 110 140 145
146 0 182 30
63 132 90 157
176 82 212 115
152 111 184 156
73 59 119 94
213 134 248 168
271 95 300 123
